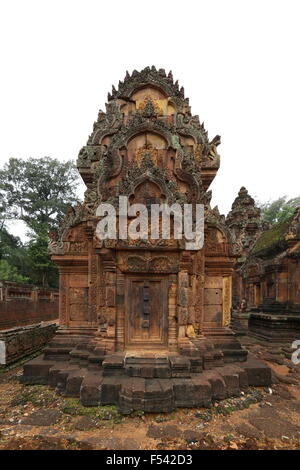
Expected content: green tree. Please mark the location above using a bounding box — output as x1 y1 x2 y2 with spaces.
0 157 79 231
0 157 80 287
258 196 300 225
0 227 31 281
27 227 58 287
0 259 29 283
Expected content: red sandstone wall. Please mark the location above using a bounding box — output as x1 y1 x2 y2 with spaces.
0 281 59 330
289 260 300 306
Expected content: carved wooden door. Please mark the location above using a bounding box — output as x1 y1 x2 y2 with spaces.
125 276 168 348
203 287 223 327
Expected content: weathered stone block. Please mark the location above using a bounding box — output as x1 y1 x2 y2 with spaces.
65 370 85 396
80 373 104 406
243 354 272 387
202 370 227 400
0 322 57 366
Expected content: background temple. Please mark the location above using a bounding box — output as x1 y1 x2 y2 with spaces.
22 67 271 413
229 191 300 341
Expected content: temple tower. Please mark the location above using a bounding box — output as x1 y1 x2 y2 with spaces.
226 187 263 309
22 68 270 412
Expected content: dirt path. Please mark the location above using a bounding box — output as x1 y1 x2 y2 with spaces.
0 337 299 450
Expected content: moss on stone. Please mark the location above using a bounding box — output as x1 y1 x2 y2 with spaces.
61 398 122 422
252 212 296 256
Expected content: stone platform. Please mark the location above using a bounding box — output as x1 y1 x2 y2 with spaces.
249 312 300 342
230 311 250 336
21 339 271 414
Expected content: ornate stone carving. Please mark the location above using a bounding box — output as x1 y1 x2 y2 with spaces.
23 67 264 415
118 253 179 273
48 67 241 344
222 276 231 327
226 187 262 258
137 95 163 115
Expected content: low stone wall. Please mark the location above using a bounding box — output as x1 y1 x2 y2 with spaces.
0 322 58 365
0 281 59 330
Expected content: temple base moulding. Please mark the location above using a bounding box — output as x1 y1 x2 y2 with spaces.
21 329 271 414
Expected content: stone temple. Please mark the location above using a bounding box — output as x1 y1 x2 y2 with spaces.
228 188 300 341
22 67 271 413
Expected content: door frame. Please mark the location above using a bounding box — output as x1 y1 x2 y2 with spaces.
124 274 168 349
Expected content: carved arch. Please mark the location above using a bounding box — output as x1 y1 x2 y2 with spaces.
130 84 168 100
126 174 172 203
109 118 176 150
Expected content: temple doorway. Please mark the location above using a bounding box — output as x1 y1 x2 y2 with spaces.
125 275 168 349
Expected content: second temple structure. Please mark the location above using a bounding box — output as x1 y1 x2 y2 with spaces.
22 67 271 412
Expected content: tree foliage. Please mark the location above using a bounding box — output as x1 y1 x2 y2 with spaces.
0 259 29 283
0 227 31 280
257 196 300 225
0 157 79 232
26 227 59 287
0 157 80 287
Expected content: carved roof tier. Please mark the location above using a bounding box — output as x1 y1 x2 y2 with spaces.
77 67 221 208
50 67 232 249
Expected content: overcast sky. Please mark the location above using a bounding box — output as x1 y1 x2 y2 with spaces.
1 0 299 239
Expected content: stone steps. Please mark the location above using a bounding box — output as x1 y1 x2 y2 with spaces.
21 355 55 385
125 356 171 378
119 377 175 413
21 352 271 414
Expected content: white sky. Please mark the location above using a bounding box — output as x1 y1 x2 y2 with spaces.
1 0 300 240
